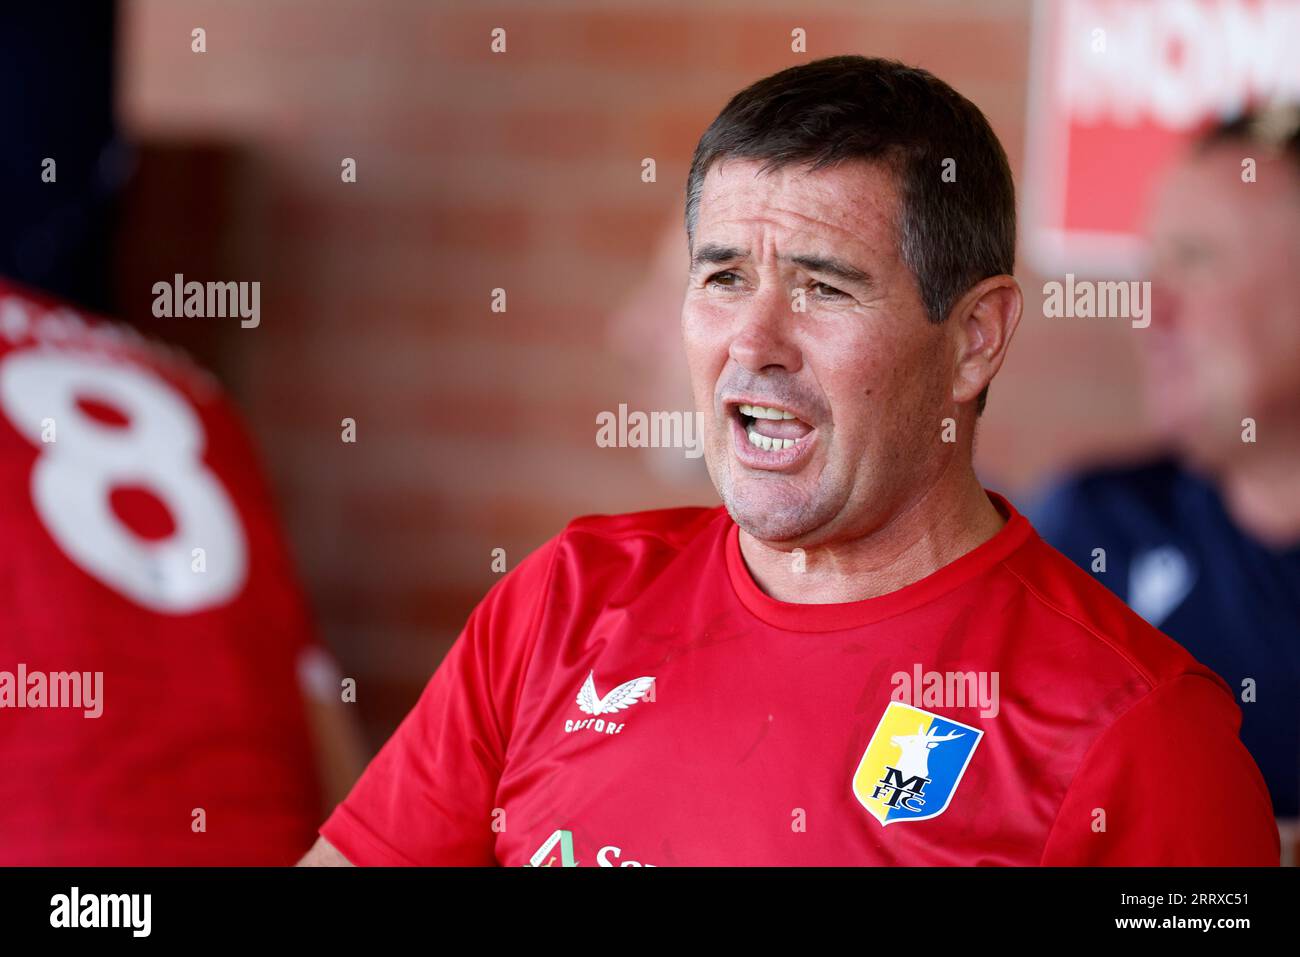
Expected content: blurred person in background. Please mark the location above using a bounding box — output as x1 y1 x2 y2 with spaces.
1032 105 1300 861
0 279 364 864
0 3 364 865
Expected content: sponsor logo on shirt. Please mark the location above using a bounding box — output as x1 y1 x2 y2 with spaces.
852 702 982 827
563 670 655 736
524 828 657 867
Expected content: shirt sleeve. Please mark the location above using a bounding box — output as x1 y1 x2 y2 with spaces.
319 533 561 865
1039 672 1280 865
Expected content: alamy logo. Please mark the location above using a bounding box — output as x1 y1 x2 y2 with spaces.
595 404 703 459
50 887 151 937
1042 273 1151 328
564 670 655 736
151 273 260 328
0 664 103 718
890 663 999 718
852 702 982 827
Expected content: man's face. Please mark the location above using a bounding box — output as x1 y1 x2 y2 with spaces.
1144 147 1300 468
681 157 958 546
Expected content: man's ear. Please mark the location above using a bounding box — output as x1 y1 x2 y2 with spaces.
948 275 1023 407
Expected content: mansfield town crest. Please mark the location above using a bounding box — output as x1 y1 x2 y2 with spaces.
852 702 982 826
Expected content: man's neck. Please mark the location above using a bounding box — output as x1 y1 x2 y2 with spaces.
736 470 1005 604
1214 443 1300 548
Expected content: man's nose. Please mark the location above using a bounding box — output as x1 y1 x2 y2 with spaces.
728 285 802 374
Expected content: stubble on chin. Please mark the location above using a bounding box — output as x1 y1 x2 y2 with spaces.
720 472 835 545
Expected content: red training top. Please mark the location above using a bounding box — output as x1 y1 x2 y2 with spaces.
322 497 1279 866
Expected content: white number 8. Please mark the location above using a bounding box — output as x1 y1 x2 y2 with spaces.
0 349 247 614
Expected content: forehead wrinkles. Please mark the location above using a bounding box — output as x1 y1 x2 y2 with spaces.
697 160 897 260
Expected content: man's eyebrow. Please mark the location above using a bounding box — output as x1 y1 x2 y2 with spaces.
787 253 873 287
689 243 873 288
689 243 746 272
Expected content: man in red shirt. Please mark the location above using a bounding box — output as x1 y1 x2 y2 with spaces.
302 55 1278 866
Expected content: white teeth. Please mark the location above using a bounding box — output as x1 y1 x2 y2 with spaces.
740 404 810 454
746 428 802 452
740 404 796 420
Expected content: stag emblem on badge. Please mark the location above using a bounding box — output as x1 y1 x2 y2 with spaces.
852 702 983 826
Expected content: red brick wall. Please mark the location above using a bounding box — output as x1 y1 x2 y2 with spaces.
116 0 1154 744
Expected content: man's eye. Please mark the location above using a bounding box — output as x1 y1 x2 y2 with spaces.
706 270 739 287
812 281 847 299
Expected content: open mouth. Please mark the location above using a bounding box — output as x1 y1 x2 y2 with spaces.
727 401 818 469
735 403 814 450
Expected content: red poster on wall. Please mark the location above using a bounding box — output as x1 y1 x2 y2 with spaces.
1023 0 1300 276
